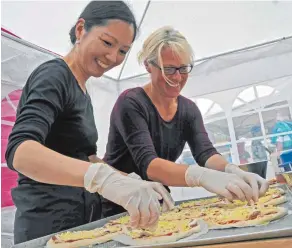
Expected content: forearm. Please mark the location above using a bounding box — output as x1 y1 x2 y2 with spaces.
14 140 92 187
88 154 127 176
205 154 229 171
147 158 189 186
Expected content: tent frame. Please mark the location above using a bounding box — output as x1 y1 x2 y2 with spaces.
119 35 292 82
1 30 117 82
2 29 292 84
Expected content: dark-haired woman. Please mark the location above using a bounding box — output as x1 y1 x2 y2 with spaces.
6 1 173 244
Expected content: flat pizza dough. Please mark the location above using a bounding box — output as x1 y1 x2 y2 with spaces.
259 195 287 206
46 187 288 247
46 226 123 248
208 206 288 229
120 219 201 246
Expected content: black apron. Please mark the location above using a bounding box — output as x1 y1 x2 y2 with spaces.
101 195 126 219
12 183 101 244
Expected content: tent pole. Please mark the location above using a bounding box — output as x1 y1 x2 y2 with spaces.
119 35 292 82
116 0 152 90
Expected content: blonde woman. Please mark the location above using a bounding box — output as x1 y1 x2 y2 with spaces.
102 26 269 218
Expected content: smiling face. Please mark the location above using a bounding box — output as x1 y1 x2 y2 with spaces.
75 19 134 78
149 46 190 98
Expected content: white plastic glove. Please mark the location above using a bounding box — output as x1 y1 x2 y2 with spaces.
127 172 143 180
127 172 175 212
185 166 254 202
84 163 174 228
225 164 269 202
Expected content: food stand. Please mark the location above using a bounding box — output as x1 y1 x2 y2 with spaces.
11 183 292 248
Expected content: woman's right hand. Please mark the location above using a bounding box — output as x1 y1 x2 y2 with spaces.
185 166 254 202
84 163 174 228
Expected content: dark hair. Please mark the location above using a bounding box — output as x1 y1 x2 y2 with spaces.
69 1 137 44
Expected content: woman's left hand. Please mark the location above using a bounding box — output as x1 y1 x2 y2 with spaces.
225 164 269 202
127 172 175 212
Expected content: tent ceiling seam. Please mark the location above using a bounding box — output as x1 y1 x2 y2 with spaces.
1 80 24 87
1 31 60 58
117 0 152 82
6 95 17 111
1 54 22 63
187 73 292 99
118 35 292 82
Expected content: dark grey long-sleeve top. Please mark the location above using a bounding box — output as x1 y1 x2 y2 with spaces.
103 87 219 180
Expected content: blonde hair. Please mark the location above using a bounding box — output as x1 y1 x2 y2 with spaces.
138 26 194 85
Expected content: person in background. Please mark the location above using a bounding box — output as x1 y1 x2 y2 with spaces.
237 137 251 164
101 26 269 217
5 2 173 244
251 126 268 162
271 112 292 152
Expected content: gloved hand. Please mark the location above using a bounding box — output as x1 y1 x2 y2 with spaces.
225 164 269 202
127 172 143 180
127 172 175 212
84 163 174 228
185 166 254 202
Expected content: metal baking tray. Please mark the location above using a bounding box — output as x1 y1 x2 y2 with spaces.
11 184 292 248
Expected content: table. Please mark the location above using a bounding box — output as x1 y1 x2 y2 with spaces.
190 237 292 248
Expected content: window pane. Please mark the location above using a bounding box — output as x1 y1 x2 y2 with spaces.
177 149 196 165
256 85 275 98
207 103 223 116
237 139 252 164
267 135 292 153
233 99 244 108
262 107 292 135
233 113 262 140
250 139 269 162
196 98 213 116
237 139 270 164
205 119 230 143
215 144 233 163
237 87 255 102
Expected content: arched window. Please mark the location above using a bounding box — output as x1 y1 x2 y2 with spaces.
232 85 292 164
195 98 224 119
179 98 232 164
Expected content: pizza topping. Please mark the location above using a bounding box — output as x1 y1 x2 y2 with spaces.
248 211 261 220
157 232 173 237
136 231 152 238
264 211 278 216
47 188 287 246
109 216 130 225
188 219 198 228
126 220 180 239
51 225 124 243
66 239 85 243
218 219 240 225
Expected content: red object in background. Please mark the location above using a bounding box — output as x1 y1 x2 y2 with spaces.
1 89 22 207
1 167 18 207
1 27 61 208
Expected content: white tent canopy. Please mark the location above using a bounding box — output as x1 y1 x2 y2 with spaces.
2 0 292 157
2 0 292 201
2 0 292 81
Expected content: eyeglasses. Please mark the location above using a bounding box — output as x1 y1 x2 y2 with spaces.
150 61 193 75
